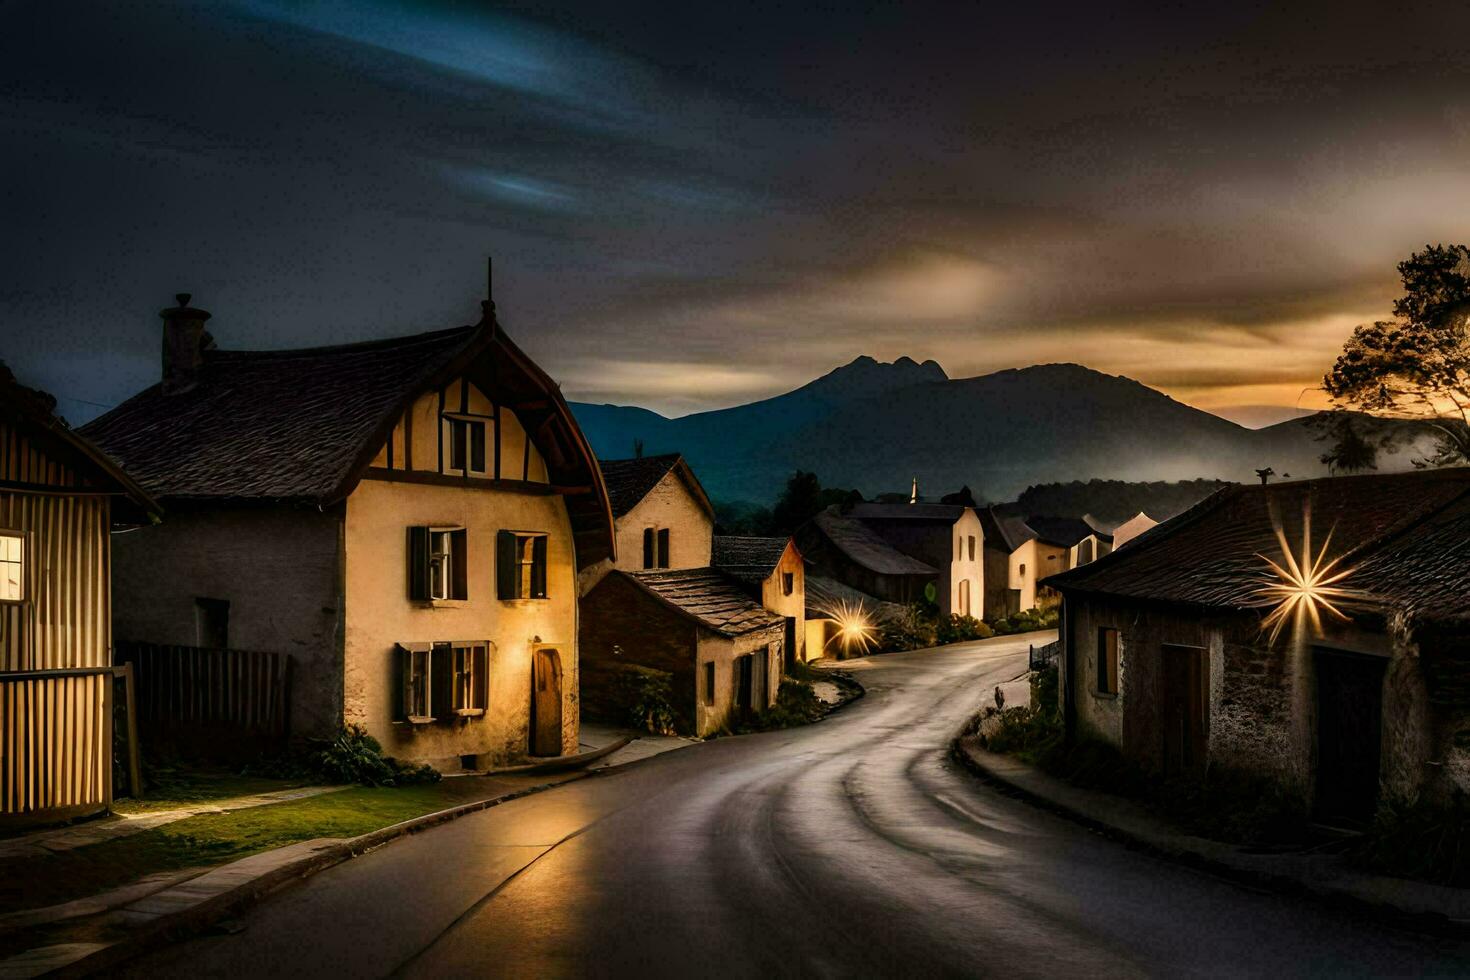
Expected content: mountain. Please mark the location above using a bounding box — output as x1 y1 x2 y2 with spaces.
570 357 1429 504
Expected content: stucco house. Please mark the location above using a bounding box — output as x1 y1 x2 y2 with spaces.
579 568 784 736
1004 515 1110 612
82 293 614 770
1047 470 1470 823
1110 511 1159 550
712 534 806 666
797 500 985 618
0 366 160 826
578 453 714 592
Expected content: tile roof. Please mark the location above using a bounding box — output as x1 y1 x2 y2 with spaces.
625 568 785 637
81 327 478 501
847 501 969 522
985 504 1036 552
805 574 906 624
598 454 713 519
711 535 792 585
808 509 938 576
1046 470 1470 613
1025 515 1108 548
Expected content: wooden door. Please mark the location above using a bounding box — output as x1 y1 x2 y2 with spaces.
1161 644 1208 776
530 648 562 757
1314 649 1385 823
734 655 753 712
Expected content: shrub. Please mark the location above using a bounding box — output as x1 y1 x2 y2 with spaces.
988 605 1059 636
737 679 825 732
936 615 994 645
1353 793 1470 887
613 664 679 736
250 725 440 787
881 603 938 652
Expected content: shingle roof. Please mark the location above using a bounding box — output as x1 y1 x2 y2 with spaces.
986 504 1036 552
847 502 969 522
625 568 784 636
808 509 937 576
1046 470 1470 613
598 454 713 519
711 535 791 585
82 327 476 501
805 574 905 624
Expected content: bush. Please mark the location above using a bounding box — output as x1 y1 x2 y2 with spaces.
736 679 826 732
613 664 679 736
881 603 938 652
249 725 440 787
936 615 994 645
1353 794 1470 887
988 605 1059 636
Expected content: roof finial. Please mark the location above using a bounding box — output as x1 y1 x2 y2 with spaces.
481 255 496 320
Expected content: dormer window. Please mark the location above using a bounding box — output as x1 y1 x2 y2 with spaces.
443 415 488 475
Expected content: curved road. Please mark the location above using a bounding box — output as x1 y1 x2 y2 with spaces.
126 635 1470 978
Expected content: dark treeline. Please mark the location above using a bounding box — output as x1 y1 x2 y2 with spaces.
1015 478 1232 522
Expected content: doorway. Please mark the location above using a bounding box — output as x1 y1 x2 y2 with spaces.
784 618 797 671
1314 648 1385 823
530 647 563 757
1161 644 1208 776
734 654 754 715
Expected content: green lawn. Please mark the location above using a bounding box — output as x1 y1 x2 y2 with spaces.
111 770 316 815
0 772 575 917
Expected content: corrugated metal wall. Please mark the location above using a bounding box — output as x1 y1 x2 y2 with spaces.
0 419 114 822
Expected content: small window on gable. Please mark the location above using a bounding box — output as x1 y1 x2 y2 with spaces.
408 527 467 601
445 416 488 474
657 528 670 568
1019 563 1027 578
0 531 23 602
968 535 976 561
498 530 549 600
782 571 795 596
1097 628 1120 695
643 527 656 569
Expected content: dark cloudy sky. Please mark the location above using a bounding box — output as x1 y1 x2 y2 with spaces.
6 1 1470 424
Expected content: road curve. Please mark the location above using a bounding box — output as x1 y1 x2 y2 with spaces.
124 635 1470 978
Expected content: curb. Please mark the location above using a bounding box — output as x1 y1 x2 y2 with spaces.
817 669 865 715
476 736 634 776
949 732 1470 939
49 773 590 978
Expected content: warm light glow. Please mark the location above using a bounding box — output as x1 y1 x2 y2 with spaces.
1251 501 1358 644
821 599 877 656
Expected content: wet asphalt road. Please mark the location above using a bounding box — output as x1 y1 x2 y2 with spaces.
124 635 1470 978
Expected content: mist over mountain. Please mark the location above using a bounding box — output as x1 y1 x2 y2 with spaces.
570 357 1429 504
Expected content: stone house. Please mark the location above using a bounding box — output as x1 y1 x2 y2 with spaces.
797 500 985 618
579 568 784 736
712 534 806 666
82 293 614 770
1047 470 1470 823
0 366 160 827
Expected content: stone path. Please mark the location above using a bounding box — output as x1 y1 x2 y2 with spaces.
0 785 348 862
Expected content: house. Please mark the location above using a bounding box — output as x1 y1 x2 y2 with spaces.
1005 515 1111 611
579 568 784 736
0 364 160 826
712 534 806 666
577 453 714 592
1046 470 1470 823
81 292 614 770
1110 511 1159 549
797 500 985 618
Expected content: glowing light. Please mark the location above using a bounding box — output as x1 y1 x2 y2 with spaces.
1251 501 1358 644
821 599 877 656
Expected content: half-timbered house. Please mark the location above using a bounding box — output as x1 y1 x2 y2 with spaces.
0 364 159 826
82 292 613 770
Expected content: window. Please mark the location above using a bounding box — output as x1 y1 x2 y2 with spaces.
451 642 490 715
0 531 24 602
194 597 230 648
703 661 715 706
1078 538 1095 565
444 416 487 474
1019 563 1026 578
782 571 794 596
497 530 548 599
657 528 670 568
968 535 976 561
408 527 467 601
396 643 433 723
1097 628 1119 695
642 527 670 569
957 535 963 559
643 528 656 569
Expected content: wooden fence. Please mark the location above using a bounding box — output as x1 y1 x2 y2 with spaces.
115 643 292 756
0 667 117 827
1029 639 1061 671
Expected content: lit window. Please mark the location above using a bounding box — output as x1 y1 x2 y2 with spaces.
444 416 487 474
498 530 548 599
396 643 433 723
408 527 467 601
0 532 23 602
451 642 490 715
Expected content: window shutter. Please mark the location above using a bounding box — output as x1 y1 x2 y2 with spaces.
392 644 409 721
431 642 452 719
657 528 670 568
473 644 489 710
497 530 517 599
643 528 655 569
470 421 486 472
408 527 429 600
451 529 468 600
531 535 548 599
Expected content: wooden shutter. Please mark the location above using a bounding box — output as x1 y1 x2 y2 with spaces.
657 528 670 568
392 644 409 721
408 527 429 600
470 421 486 472
531 535 548 598
472 643 489 710
497 530 517 599
451 529 468 600
431 642 452 720
643 528 655 569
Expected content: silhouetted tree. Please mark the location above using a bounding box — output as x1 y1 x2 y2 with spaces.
1323 243 1470 466
1316 413 1379 475
769 471 862 534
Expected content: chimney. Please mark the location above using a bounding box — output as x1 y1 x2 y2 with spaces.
160 293 213 395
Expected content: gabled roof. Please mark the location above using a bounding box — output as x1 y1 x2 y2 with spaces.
1046 470 1470 615
985 504 1036 552
0 363 160 520
598 453 714 520
80 310 615 565
1025 516 1109 548
806 509 937 577
846 501 970 522
712 535 793 586
624 568 784 637
805 574 905 624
